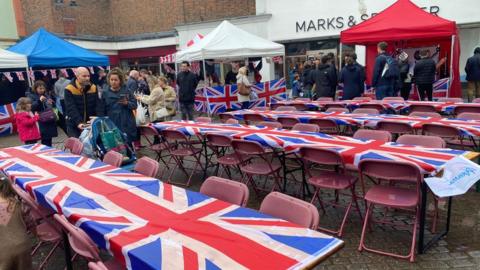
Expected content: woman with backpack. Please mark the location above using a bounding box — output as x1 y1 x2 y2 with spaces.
27 80 58 147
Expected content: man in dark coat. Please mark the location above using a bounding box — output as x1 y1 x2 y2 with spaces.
64 67 104 138
465 47 480 101
177 61 199 120
301 61 314 99
311 55 337 99
340 53 365 100
413 49 437 101
372 42 397 100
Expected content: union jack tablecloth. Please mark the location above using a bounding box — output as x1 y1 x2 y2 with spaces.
226 110 480 138
0 144 343 270
153 121 473 175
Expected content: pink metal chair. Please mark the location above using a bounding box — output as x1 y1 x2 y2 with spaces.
324 103 346 110
139 125 169 166
352 108 380 114
457 112 480 120
454 104 480 115
161 129 205 186
54 214 123 269
225 118 239 124
316 97 333 102
438 97 463 103
292 123 320 133
260 192 319 230
70 138 84 155
326 107 349 113
295 98 312 102
359 103 385 112
353 96 372 101
134 156 160 177
243 113 265 125
383 97 405 101
13 185 62 269
376 120 414 139
358 159 423 262
422 123 471 149
102 151 123 167
277 117 300 129
200 176 250 207
196 116 212 123
88 262 109 270
64 137 76 151
292 103 309 111
309 118 340 134
397 134 446 148
409 111 442 118
299 147 361 236
205 133 242 179
258 121 282 129
473 98 480 103
231 139 283 194
275 105 297 111
218 113 235 122
409 104 436 113
353 129 392 143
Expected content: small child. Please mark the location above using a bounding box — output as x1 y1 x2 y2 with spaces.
15 97 40 145
0 177 33 270
292 73 301 98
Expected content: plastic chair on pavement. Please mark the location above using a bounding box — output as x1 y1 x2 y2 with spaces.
457 112 480 120
309 118 340 134
225 118 239 124
299 147 362 236
376 120 414 139
437 97 463 103
196 116 212 123
134 156 160 178
243 113 265 125
102 151 123 167
409 111 442 118
276 106 297 111
326 107 349 113
409 104 437 113
292 123 320 133
200 176 250 207
231 139 283 195
353 129 392 143
258 121 282 129
70 138 84 155
260 192 319 230
205 133 242 179
383 97 404 101
161 129 205 187
352 108 380 114
454 105 480 115
358 159 423 262
277 117 300 129
54 214 123 269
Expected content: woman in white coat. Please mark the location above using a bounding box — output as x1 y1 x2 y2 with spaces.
236 66 252 109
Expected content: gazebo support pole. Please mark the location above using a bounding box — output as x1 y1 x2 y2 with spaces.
282 54 287 101
202 59 211 117
25 67 32 88
448 35 455 98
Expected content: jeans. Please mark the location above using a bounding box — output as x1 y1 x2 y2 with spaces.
180 102 194 120
467 81 480 102
241 101 250 109
417 83 433 101
375 85 394 100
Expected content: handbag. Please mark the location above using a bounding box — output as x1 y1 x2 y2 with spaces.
155 94 170 120
39 108 56 123
238 82 251 96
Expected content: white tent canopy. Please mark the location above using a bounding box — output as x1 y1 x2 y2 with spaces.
176 20 285 62
0 48 28 69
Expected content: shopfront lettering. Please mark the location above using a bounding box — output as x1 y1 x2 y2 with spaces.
295 6 440 33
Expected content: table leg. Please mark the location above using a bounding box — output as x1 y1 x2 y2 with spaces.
418 181 427 254
202 138 209 180
281 152 287 192
63 231 73 270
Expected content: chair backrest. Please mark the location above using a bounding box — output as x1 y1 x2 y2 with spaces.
316 97 333 102
472 98 480 103
397 134 446 148
231 139 265 155
161 129 188 143
243 113 265 124
260 192 319 230
409 111 442 118
353 96 372 101
352 108 380 114
324 103 345 110
200 176 249 207
454 105 480 115
225 118 240 124
353 129 392 143
102 151 123 167
358 159 422 185
134 157 159 177
457 112 480 121
292 103 309 111
53 214 100 261
325 107 349 113
295 98 311 102
299 146 343 167
196 117 212 123
218 113 234 122
422 123 460 138
438 97 463 103
70 138 84 155
359 103 385 111
308 118 339 134
64 137 76 151
382 97 404 101
275 106 297 111
206 133 233 147
88 262 108 270
277 117 300 129
376 121 413 134
292 123 320 133
139 125 160 145
258 121 282 129
409 104 436 113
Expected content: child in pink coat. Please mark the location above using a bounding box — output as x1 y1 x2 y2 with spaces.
15 97 41 144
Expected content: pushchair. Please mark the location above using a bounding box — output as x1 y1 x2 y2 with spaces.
81 117 136 169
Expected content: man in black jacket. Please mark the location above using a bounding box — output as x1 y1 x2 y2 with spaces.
64 67 104 138
465 47 480 102
413 49 437 101
177 61 199 120
311 55 337 99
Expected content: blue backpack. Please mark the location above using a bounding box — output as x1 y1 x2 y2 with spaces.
383 56 399 79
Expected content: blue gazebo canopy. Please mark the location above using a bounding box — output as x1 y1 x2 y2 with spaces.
8 28 109 68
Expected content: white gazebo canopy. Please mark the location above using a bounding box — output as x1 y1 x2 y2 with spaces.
176 20 285 62
0 48 28 69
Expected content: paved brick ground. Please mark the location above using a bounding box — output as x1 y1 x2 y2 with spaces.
2 125 480 269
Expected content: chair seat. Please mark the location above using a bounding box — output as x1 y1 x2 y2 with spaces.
308 172 356 190
103 258 124 270
344 163 358 172
151 144 167 152
241 162 281 175
365 185 418 208
217 154 241 165
171 147 202 156
36 222 62 242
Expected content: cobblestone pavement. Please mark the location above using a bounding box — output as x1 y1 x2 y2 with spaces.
1 128 480 270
